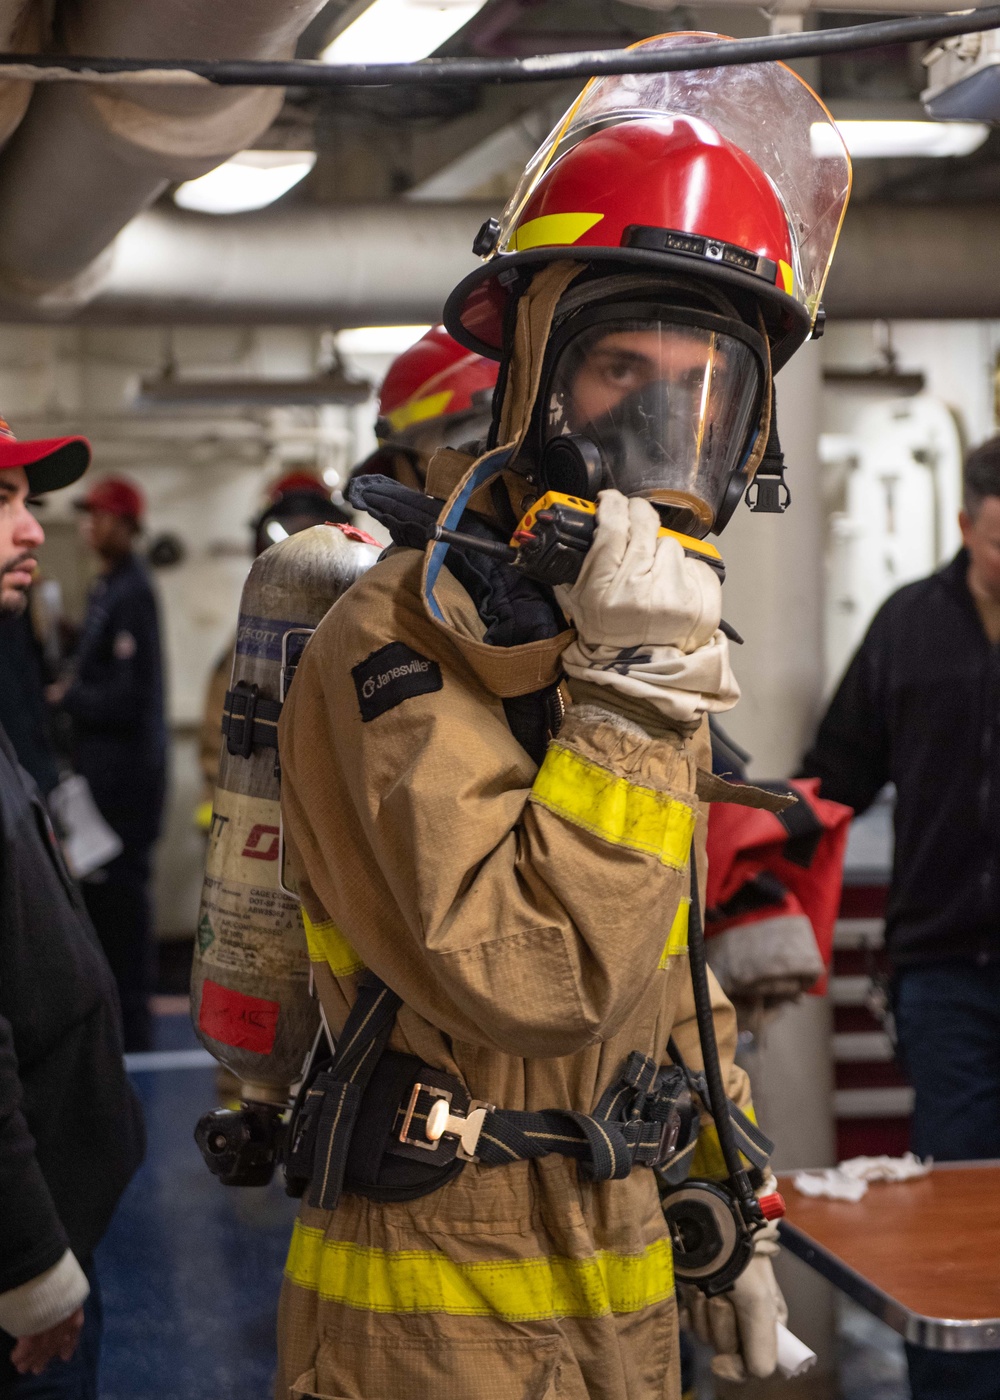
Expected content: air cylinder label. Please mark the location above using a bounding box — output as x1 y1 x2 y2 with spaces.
198 789 306 980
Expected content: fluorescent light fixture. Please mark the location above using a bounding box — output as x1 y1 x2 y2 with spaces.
811 120 988 160
338 325 432 356
266 520 290 544
175 151 317 215
321 0 487 65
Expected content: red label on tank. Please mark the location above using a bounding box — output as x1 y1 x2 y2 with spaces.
199 979 279 1054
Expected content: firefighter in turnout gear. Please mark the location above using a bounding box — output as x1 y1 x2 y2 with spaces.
261 36 851 1400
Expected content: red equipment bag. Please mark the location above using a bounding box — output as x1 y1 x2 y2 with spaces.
705 778 852 1002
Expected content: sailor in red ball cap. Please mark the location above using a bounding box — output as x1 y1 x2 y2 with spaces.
50 472 167 1052
0 415 89 616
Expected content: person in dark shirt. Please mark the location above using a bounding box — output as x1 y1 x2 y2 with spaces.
801 435 1000 1400
49 476 166 1053
0 418 144 1399
0 608 59 797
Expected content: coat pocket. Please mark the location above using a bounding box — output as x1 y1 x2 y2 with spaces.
310 1332 565 1400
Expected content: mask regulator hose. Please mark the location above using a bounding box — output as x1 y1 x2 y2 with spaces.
686 856 765 1232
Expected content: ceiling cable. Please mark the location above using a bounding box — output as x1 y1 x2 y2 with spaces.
0 5 997 88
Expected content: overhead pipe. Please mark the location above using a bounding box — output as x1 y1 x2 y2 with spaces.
0 0 330 304
0 0 43 149
822 203 1000 321
0 201 996 326
76 203 494 325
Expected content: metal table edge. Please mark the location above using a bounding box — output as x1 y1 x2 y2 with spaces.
778 1219 1000 1351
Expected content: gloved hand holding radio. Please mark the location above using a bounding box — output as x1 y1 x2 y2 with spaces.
555 490 739 729
679 1203 787 1381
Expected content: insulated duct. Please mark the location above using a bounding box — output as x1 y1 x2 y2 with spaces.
0 0 330 304
0 0 43 149
9 203 496 325
822 203 1000 321
0 201 996 325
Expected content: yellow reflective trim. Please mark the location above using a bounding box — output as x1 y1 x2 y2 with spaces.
301 910 366 977
659 899 690 968
285 1220 673 1320
531 743 695 870
193 799 214 833
511 212 604 252
386 389 454 435
778 260 794 296
689 1103 759 1181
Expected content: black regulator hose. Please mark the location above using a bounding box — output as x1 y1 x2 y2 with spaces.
686 855 764 1231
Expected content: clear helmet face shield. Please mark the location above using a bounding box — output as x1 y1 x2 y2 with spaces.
541 310 765 537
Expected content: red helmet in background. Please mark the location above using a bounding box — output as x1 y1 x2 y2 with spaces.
253 470 349 553
376 326 498 448
262 470 331 511
77 474 145 524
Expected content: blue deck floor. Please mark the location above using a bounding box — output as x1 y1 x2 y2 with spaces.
95 1011 297 1400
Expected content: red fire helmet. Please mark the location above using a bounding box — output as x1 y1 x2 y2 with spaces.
263 470 330 509
376 325 498 441
445 33 851 373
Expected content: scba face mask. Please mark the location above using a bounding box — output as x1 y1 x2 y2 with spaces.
538 302 767 538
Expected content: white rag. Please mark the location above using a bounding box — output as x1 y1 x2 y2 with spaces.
793 1152 931 1203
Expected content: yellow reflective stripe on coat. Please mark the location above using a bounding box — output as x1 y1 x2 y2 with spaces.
301 910 366 977
658 899 690 968
689 1104 760 1181
285 1221 673 1320
531 743 695 870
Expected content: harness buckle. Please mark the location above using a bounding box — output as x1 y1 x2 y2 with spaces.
399 1083 494 1162
653 1113 684 1168
399 1083 451 1152
426 1098 494 1163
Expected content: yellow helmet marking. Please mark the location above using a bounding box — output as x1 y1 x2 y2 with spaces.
778 260 794 296
386 389 454 435
511 212 604 252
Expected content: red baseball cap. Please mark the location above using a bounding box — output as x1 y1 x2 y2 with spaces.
0 413 91 493
76 475 145 523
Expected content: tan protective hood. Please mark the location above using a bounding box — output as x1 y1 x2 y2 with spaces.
421 261 581 697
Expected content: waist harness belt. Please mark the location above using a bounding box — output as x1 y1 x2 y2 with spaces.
283 970 771 1211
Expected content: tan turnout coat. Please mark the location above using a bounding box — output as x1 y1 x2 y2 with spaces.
275 532 752 1400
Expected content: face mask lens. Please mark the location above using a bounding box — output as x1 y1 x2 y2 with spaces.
545 317 762 535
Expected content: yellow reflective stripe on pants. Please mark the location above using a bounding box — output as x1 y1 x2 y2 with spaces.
285 1220 674 1321
659 898 690 968
689 1103 760 1181
530 743 695 870
302 909 366 977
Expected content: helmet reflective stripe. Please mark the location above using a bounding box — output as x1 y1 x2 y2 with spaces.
386 389 455 436
511 212 604 252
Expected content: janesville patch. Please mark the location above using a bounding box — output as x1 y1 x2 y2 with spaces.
353 641 442 722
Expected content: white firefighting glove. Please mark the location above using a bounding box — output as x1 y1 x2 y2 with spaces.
555 491 739 727
679 1210 787 1382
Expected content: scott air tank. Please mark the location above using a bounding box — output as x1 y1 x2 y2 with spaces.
191 522 380 1103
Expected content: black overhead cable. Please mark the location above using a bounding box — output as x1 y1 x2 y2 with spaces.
0 6 997 88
